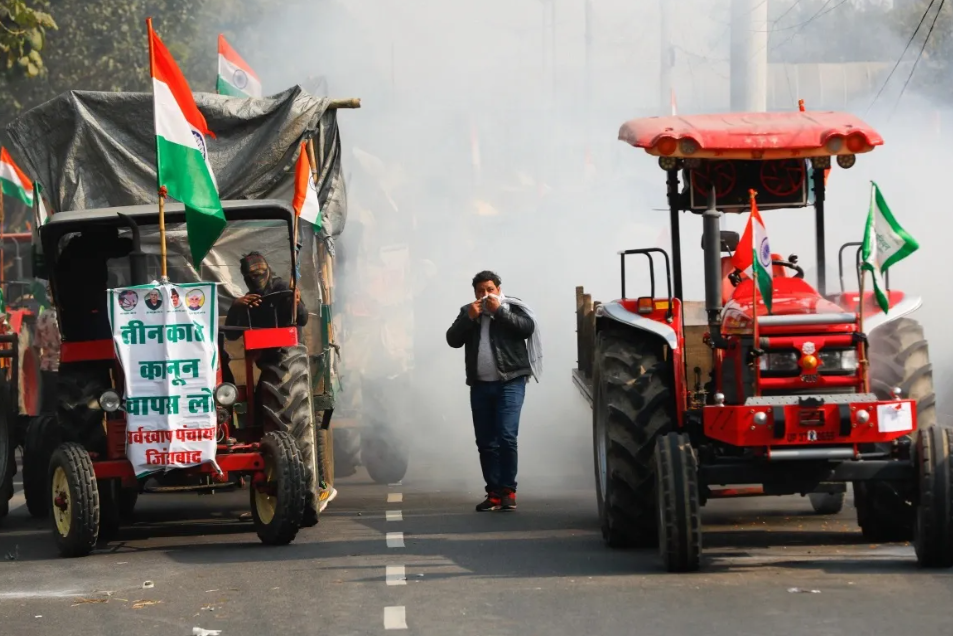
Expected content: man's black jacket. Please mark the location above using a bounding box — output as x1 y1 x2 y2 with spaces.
446 300 534 386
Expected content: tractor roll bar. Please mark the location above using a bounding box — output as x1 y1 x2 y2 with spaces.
619 247 673 317
837 241 890 295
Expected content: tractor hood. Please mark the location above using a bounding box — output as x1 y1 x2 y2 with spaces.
721 277 848 331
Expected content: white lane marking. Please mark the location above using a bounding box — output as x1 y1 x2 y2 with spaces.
0 591 85 599
386 532 405 548
385 565 406 586
386 510 403 522
384 606 407 630
387 492 402 503
389 481 403 487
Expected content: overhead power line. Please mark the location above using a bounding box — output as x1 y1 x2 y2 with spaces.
891 0 947 116
866 0 938 114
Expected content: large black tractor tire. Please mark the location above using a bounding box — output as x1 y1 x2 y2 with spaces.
259 345 319 528
914 425 953 568
655 432 702 572
361 424 409 485
0 394 10 522
250 431 307 546
98 480 138 541
592 327 676 548
853 317 933 542
49 442 99 558
332 428 362 478
809 492 845 515
56 363 110 455
23 414 61 519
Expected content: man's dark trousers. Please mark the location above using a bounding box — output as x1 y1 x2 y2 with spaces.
470 378 526 494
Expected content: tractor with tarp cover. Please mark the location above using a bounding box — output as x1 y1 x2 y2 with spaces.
573 109 950 572
0 229 54 524
31 200 325 556
2 86 358 554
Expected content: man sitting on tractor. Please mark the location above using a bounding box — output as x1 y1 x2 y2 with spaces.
224 251 308 338
221 252 309 386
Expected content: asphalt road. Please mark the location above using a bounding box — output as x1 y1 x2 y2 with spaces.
2 442 952 636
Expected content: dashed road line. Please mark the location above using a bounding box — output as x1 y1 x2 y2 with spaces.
384 606 407 630
386 565 407 586
386 510 403 522
387 492 403 503
386 532 405 548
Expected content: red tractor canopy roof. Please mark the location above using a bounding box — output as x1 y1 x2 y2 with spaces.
619 111 883 161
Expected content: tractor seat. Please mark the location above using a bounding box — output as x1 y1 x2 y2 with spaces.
720 253 790 305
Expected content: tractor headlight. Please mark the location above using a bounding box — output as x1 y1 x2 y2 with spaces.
819 349 858 371
99 390 121 413
759 352 799 372
214 382 238 407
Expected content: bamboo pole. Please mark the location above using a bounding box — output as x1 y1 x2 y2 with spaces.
328 98 361 109
158 186 168 282
858 183 874 394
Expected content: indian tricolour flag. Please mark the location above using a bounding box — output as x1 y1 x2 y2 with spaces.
0 148 33 207
292 141 322 229
732 189 774 313
217 34 262 98
149 19 225 266
862 181 919 313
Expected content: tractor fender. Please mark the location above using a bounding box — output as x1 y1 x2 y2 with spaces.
864 295 922 336
597 300 679 350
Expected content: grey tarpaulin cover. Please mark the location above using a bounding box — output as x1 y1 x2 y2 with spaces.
4 85 347 237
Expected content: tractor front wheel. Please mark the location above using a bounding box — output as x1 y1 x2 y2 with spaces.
809 492 845 515
361 425 409 485
49 442 99 558
655 432 702 572
251 431 307 546
592 327 676 548
258 345 319 528
854 316 932 541
914 425 953 568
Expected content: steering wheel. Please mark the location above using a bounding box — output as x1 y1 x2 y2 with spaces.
771 258 805 279
729 254 804 287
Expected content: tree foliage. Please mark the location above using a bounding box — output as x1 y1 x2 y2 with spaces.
0 0 56 79
0 0 312 126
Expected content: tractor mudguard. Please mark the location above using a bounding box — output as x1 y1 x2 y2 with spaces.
864 294 922 336
597 300 679 350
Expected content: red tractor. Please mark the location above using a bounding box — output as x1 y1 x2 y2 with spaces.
573 110 950 572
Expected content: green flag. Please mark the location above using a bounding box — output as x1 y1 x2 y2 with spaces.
861 181 919 313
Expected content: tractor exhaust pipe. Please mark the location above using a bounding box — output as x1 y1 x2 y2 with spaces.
703 187 723 321
702 187 731 349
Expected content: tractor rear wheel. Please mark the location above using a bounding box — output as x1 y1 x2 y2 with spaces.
809 492 845 515
592 327 676 548
914 425 953 568
49 442 99 558
23 414 61 518
258 345 319 528
251 431 306 545
853 317 932 541
655 432 701 572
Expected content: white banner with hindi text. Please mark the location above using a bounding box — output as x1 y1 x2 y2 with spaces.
108 282 220 478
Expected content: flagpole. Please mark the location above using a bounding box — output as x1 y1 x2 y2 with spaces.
147 18 168 284
750 190 761 397
858 182 874 393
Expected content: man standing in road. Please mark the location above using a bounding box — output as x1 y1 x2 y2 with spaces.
446 270 541 512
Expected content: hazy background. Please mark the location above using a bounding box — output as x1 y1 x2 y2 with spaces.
233 0 952 493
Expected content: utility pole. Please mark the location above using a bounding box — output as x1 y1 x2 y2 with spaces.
660 0 674 115
730 0 769 112
585 0 592 136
